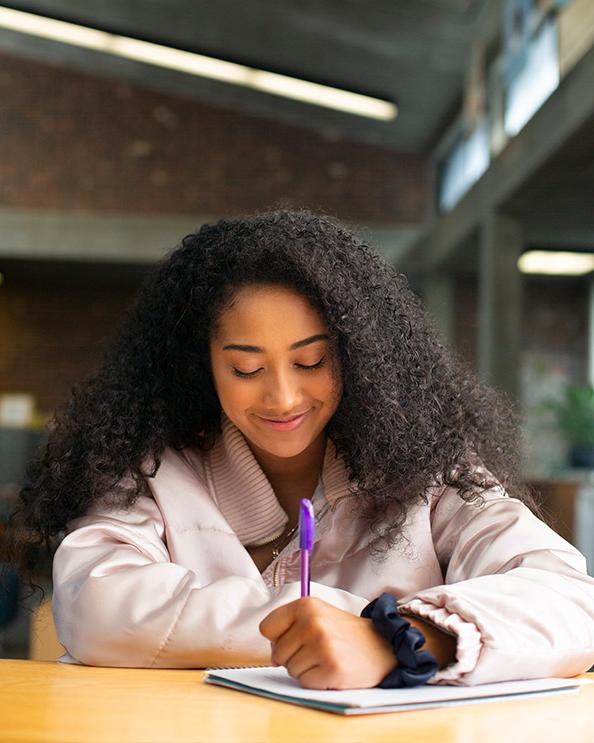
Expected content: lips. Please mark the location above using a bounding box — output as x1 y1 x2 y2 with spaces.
261 412 308 423
257 409 311 431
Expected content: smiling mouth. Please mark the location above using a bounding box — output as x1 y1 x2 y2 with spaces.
256 410 311 430
260 411 309 422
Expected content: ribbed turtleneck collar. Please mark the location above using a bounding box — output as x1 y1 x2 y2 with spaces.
206 414 352 546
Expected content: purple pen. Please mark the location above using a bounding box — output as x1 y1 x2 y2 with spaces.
299 498 315 597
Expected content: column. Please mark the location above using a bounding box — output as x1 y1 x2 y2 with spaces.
477 212 523 400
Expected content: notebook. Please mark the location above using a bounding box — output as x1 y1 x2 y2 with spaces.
204 666 588 715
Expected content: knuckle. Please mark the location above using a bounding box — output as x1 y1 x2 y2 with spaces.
316 633 334 656
304 615 325 637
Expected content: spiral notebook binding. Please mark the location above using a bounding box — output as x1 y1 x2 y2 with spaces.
207 663 270 671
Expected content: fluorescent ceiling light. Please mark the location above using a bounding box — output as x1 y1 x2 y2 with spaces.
518 250 594 275
0 6 397 121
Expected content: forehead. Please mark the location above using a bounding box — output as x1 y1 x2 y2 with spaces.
213 285 326 341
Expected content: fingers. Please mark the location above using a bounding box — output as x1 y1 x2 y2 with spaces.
267 598 339 686
262 597 354 688
263 598 398 690
270 623 303 667
271 624 320 681
259 599 299 641
259 596 322 641
285 648 319 682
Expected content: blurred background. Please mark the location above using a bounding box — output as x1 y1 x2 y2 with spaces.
1 0 593 659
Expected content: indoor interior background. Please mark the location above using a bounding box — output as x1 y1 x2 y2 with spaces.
1 0 594 659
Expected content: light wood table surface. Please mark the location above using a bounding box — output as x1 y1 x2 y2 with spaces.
1 660 592 743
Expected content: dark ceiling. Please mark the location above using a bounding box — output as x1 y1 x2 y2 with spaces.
0 0 499 152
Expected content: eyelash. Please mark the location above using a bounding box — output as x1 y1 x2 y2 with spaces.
232 357 326 378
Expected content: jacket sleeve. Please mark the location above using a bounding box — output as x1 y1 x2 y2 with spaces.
399 484 594 685
52 495 367 669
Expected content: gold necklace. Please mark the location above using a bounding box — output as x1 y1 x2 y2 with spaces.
271 522 299 560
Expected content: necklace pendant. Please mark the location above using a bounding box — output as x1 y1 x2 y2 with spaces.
270 520 300 562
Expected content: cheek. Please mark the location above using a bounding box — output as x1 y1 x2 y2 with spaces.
315 368 342 408
215 375 253 412
211 361 240 408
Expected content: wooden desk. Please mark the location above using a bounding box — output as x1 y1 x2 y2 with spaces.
1 660 592 743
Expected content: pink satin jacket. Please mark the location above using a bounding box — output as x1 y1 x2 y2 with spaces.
52 415 594 685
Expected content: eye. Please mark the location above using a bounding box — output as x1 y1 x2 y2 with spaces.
296 357 326 371
232 367 262 378
231 357 326 378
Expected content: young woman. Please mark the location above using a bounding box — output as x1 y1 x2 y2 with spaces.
15 210 594 688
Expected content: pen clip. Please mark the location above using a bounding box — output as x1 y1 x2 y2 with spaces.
299 498 314 551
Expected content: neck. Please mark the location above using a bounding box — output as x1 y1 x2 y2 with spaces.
248 432 326 502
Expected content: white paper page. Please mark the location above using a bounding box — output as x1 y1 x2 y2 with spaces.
206 666 587 709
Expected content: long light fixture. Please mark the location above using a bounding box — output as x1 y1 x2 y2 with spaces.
518 250 594 276
0 5 398 121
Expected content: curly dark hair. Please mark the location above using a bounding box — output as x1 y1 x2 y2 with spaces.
12 208 536 564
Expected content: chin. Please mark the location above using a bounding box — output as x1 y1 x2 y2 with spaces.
254 435 312 459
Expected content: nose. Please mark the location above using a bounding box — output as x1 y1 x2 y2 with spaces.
262 366 303 415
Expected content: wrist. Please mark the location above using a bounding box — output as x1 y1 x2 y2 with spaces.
400 612 457 670
361 593 439 688
361 617 399 681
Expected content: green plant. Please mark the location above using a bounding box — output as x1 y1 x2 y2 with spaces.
548 385 594 447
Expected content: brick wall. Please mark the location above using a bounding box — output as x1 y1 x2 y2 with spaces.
0 51 424 222
0 277 137 415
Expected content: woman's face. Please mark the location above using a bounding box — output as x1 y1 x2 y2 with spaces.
209 284 342 459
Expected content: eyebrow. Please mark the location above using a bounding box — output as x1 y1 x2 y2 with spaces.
222 334 329 353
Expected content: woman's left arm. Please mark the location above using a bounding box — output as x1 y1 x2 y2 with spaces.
397 485 594 685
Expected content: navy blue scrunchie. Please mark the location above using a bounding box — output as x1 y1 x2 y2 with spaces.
361 592 439 688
